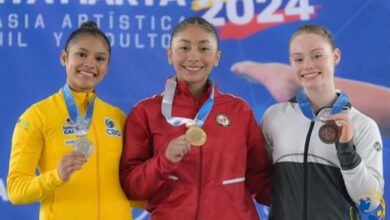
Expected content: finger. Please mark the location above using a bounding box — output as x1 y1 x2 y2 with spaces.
61 157 87 170
327 113 348 121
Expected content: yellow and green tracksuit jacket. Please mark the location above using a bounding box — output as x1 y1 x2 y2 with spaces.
7 89 141 220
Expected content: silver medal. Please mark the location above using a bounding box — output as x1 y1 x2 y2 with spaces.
73 137 93 157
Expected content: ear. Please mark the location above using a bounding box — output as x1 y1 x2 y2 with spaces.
60 50 67 66
166 48 173 65
214 50 222 67
333 48 341 65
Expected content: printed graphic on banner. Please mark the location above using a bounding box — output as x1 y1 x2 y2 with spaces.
0 0 318 48
194 0 319 39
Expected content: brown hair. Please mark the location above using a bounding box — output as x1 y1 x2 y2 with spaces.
289 24 336 51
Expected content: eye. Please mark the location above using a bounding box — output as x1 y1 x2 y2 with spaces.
178 46 189 51
293 57 303 63
77 52 87 58
313 54 323 60
200 47 211 52
96 56 106 62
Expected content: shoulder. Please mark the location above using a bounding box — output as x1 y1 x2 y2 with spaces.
131 93 163 112
263 102 294 118
16 92 60 131
22 92 60 118
215 91 252 111
350 107 379 131
95 97 126 121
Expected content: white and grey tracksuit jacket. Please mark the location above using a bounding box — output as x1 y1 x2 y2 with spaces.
262 94 383 220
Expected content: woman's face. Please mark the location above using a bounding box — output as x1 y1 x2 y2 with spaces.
167 25 221 88
61 35 110 92
289 33 340 91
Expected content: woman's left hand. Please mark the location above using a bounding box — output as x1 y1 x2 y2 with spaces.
327 113 354 143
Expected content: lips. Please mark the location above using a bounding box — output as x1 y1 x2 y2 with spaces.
301 72 321 78
184 65 203 71
77 70 97 78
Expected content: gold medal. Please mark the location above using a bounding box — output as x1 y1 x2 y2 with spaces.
186 126 207 146
73 137 94 157
319 121 340 144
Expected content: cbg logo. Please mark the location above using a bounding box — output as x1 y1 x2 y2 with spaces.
356 191 386 220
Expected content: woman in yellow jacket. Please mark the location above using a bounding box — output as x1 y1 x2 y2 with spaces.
7 21 141 220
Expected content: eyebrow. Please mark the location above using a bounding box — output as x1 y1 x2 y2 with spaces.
290 48 325 56
77 47 108 56
177 39 211 44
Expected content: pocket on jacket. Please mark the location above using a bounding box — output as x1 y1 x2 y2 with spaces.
219 177 253 216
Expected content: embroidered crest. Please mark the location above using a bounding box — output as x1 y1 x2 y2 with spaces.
105 118 121 136
215 114 231 127
373 142 382 152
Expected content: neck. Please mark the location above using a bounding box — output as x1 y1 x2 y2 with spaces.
67 83 94 93
305 87 338 112
188 82 208 101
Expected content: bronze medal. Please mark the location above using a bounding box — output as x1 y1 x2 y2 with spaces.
186 126 207 147
319 121 340 144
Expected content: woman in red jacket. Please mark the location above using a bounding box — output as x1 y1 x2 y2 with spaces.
120 16 272 220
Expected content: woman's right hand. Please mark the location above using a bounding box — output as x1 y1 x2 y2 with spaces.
57 151 87 181
165 135 191 163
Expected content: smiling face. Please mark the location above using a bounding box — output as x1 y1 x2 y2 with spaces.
167 24 221 89
289 32 340 92
60 35 110 92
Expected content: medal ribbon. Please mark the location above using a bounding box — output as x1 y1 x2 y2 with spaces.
296 89 349 121
62 84 96 136
162 77 214 128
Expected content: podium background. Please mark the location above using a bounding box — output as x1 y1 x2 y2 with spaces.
1 0 389 219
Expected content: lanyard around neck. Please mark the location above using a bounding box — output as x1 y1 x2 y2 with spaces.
296 89 349 121
161 77 215 128
62 84 96 135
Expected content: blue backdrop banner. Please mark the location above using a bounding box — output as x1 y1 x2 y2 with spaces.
1 1 389 219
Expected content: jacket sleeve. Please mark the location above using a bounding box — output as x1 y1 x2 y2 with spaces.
245 109 272 206
120 104 178 200
337 116 384 211
7 107 65 204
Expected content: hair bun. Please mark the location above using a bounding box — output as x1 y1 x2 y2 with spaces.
80 21 99 30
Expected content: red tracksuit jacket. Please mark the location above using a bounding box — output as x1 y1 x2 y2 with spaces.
120 80 272 220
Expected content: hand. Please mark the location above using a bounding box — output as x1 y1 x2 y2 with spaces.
57 151 87 181
165 135 191 163
327 114 354 143
231 61 302 101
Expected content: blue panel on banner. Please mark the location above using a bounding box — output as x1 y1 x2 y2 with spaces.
1 0 389 219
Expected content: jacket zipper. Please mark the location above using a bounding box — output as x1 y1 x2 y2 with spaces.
194 99 202 220
88 93 101 220
303 122 315 220
195 145 203 220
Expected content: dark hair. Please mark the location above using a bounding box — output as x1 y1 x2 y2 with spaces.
170 16 219 49
289 24 336 51
64 21 111 55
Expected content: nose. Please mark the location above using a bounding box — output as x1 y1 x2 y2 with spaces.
303 58 313 70
84 57 95 68
187 50 200 63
